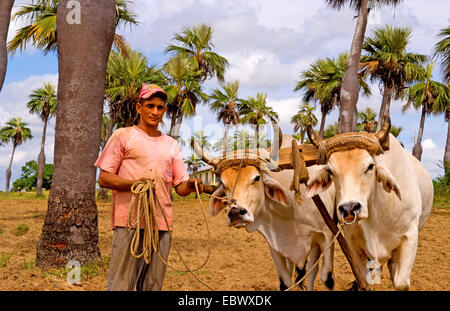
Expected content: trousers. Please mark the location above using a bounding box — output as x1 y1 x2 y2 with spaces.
107 227 171 291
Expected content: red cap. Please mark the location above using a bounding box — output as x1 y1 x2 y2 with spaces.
138 84 168 102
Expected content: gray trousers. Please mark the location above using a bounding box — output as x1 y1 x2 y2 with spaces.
107 227 171 291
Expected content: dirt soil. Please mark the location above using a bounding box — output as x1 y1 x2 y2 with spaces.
0 197 449 291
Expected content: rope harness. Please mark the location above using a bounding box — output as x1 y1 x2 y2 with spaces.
126 179 214 290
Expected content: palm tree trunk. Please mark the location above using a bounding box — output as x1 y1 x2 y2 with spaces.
338 0 369 134
169 113 177 137
36 0 116 269
412 106 427 161
300 128 306 144
376 85 392 131
36 114 48 197
172 114 183 140
0 0 14 93
255 125 260 148
222 123 230 157
319 110 327 138
444 113 450 175
5 143 16 193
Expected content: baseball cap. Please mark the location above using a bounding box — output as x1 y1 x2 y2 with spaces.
138 84 168 102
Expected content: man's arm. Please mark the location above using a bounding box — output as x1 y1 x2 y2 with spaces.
98 169 145 191
175 177 203 197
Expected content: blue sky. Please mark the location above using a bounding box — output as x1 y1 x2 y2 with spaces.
0 0 449 191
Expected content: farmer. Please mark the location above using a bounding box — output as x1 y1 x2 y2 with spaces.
95 83 203 291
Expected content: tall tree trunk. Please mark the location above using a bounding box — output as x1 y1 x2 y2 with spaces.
5 143 16 193
412 106 427 161
319 110 327 138
300 128 306 144
97 109 115 200
169 113 177 138
36 114 48 197
222 123 230 157
444 113 450 175
36 0 116 269
338 0 369 134
171 114 183 140
376 85 392 131
255 124 260 149
0 0 14 93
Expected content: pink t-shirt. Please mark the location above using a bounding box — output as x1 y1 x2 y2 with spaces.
94 126 189 231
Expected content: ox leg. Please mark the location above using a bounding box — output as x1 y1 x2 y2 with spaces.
320 239 335 290
389 235 418 291
268 246 293 291
307 244 320 291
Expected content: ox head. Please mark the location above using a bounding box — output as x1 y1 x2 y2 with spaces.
304 117 402 224
191 123 289 228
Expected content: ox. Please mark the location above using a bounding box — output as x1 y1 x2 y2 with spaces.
304 117 433 291
192 131 336 291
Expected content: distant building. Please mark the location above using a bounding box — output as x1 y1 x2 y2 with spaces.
191 166 219 186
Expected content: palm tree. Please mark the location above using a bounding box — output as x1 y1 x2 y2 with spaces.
164 54 208 139
239 92 279 148
433 27 450 174
184 154 204 173
433 25 450 83
191 130 213 152
0 117 32 192
0 0 14 93
402 62 449 161
361 25 427 131
105 45 165 127
323 121 339 139
7 0 137 56
326 0 403 133
27 82 57 196
165 23 229 83
390 125 403 138
36 0 116 268
357 107 377 132
291 102 318 143
295 53 371 137
209 80 242 155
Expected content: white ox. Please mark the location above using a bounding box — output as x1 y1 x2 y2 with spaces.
192 134 336 290
304 118 433 290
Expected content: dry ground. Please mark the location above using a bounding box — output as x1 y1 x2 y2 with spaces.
0 194 449 291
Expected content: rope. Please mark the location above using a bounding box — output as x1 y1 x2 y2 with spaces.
284 223 346 291
126 179 215 290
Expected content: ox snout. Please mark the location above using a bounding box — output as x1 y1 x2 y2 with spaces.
338 201 361 224
227 206 251 228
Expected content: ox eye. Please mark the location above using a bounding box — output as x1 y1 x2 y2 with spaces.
365 163 375 173
252 175 261 184
326 168 333 176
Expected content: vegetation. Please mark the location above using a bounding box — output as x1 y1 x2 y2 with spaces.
27 82 57 196
0 117 33 192
12 160 54 192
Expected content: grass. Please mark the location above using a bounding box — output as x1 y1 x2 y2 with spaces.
0 190 49 200
0 252 12 267
15 224 29 236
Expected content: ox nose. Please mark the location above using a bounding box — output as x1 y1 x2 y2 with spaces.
338 201 361 218
228 207 247 218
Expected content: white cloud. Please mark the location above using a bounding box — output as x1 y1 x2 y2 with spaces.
423 138 438 149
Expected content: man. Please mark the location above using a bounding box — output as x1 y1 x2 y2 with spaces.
95 83 203 291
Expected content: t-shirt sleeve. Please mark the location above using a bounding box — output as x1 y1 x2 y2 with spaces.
94 131 124 174
172 142 189 187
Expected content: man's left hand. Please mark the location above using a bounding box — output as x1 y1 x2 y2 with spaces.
187 177 203 193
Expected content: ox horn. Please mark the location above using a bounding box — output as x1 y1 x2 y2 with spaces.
375 115 391 151
190 137 219 167
306 122 323 148
270 122 283 161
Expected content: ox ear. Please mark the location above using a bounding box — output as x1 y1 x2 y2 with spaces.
209 185 227 217
262 174 291 207
375 165 402 200
304 167 332 198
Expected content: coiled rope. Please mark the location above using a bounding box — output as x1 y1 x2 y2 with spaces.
126 179 215 290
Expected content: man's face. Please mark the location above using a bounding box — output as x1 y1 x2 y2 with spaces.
136 96 166 127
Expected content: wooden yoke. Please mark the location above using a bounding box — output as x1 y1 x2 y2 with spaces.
288 140 370 291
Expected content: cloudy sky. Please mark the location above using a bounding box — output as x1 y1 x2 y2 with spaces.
0 0 449 190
